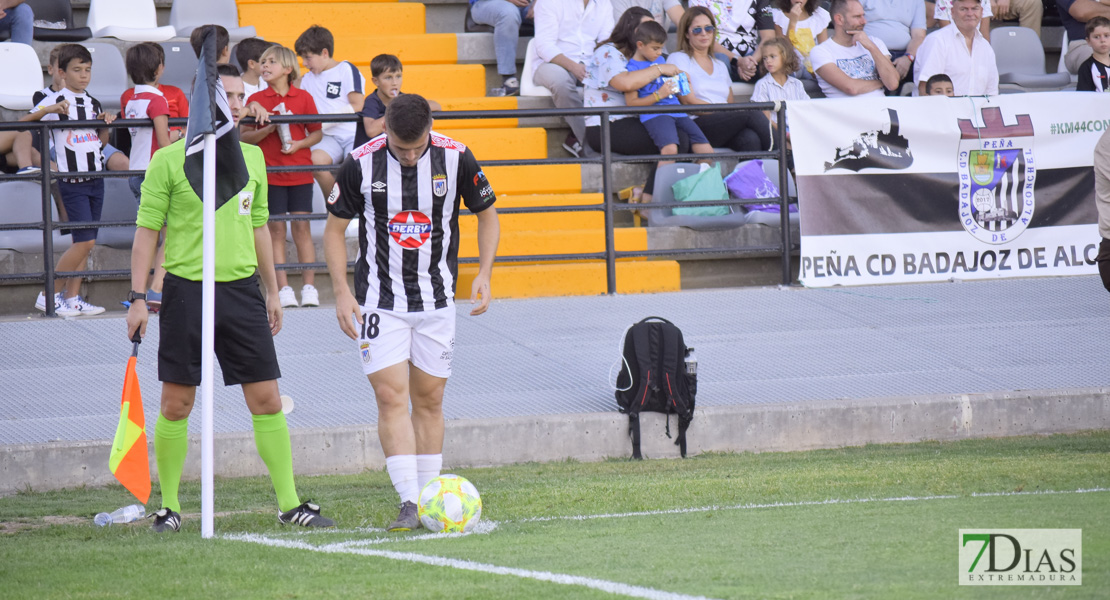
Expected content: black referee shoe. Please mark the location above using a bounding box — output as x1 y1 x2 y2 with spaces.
150 508 181 533
278 500 335 528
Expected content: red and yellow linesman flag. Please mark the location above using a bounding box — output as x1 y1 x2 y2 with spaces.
109 340 150 503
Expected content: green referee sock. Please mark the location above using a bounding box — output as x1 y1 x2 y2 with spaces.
252 412 301 513
154 414 189 513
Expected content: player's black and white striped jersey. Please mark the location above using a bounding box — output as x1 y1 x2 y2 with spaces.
32 89 104 174
329 132 496 312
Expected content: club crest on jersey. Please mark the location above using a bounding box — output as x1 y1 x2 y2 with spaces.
388 210 432 248
957 107 1036 245
360 342 371 364
433 174 447 196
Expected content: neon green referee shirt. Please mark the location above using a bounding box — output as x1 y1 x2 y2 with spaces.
136 140 270 282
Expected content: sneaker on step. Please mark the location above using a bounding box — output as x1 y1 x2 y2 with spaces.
500 77 520 96
562 133 583 158
150 507 181 533
278 500 335 528
35 292 79 316
386 500 421 532
278 285 298 307
300 284 319 307
17 166 41 175
66 295 105 316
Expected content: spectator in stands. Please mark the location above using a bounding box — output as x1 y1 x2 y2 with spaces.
0 0 32 46
689 0 776 82
612 0 686 27
354 54 442 149
295 25 365 199
771 0 830 78
120 45 189 142
583 6 687 204
124 42 176 311
1078 16 1110 91
470 0 534 96
0 130 34 174
934 0 990 39
669 6 772 151
936 0 1042 40
626 21 715 163
810 0 900 98
751 36 808 138
32 44 115 317
915 0 999 96
236 37 275 98
925 72 955 95
190 24 231 64
241 45 323 309
861 0 927 91
533 0 616 157
24 46 70 173
1060 0 1110 74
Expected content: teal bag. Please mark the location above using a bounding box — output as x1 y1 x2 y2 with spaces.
671 164 730 217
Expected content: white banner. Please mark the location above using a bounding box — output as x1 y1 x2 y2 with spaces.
787 93 1104 287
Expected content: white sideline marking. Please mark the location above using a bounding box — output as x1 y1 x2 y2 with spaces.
511 487 1110 524
224 533 718 600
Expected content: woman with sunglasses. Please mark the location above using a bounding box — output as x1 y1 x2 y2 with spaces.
667 6 771 153
583 6 692 203
689 0 776 82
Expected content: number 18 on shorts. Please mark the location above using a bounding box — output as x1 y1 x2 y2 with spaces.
357 306 456 378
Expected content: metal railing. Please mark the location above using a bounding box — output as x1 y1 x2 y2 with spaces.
0 101 794 316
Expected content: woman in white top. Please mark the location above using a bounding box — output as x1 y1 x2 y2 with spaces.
689 0 776 82
584 6 690 202
667 6 771 152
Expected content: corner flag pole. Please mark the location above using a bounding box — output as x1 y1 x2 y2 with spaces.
201 131 216 539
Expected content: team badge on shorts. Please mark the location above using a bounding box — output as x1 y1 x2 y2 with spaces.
360 341 371 364
388 210 432 248
432 174 447 197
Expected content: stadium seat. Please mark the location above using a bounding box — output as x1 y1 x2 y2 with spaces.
80 43 128 113
0 43 45 111
96 177 137 249
170 0 257 41
642 163 746 230
520 39 551 97
158 42 199 94
24 0 92 42
0 181 73 254
86 0 176 42
991 27 1072 92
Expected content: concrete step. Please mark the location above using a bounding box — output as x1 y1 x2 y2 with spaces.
434 96 518 129
375 63 486 98
269 34 459 65
457 226 647 258
435 126 547 160
481 164 582 195
240 3 425 39
455 260 681 299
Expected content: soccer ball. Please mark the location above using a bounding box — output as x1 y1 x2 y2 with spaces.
418 474 482 533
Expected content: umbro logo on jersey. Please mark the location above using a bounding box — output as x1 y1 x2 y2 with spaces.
388 211 432 249
326 82 341 99
371 181 386 192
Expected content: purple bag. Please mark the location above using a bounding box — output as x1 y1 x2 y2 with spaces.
723 160 798 214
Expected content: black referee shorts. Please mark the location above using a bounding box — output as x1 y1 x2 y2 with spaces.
158 272 281 387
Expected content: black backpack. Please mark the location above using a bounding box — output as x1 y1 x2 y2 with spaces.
614 317 696 459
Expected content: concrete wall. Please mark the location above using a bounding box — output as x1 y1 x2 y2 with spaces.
3 386 1106 495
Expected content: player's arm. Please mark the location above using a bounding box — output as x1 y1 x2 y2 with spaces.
324 156 366 338
458 149 499 315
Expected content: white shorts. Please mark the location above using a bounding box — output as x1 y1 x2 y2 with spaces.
312 133 354 164
356 305 455 378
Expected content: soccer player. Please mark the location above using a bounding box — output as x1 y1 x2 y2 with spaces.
323 94 500 531
126 63 335 533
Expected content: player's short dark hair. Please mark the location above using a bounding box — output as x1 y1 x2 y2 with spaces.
217 63 242 78
235 37 274 72
190 24 230 59
371 53 403 78
1087 16 1110 38
386 94 432 143
125 42 164 86
633 20 668 46
829 0 856 20
295 25 334 57
57 44 92 71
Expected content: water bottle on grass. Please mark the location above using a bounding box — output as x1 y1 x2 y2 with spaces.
93 504 145 526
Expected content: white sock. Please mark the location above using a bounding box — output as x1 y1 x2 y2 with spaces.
416 454 443 493
385 454 419 504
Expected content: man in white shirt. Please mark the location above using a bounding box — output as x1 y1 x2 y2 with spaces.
533 0 615 156
915 0 999 96
810 0 900 98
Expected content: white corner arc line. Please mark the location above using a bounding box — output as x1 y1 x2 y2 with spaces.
224 533 720 600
